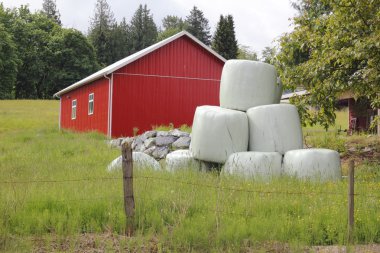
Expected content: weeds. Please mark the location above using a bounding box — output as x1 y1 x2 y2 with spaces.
0 100 379 252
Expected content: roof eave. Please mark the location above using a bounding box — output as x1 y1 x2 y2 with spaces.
53 30 226 98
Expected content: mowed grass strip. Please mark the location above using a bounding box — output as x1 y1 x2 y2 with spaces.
0 100 379 252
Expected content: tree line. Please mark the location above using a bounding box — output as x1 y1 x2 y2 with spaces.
0 0 258 99
1 0 377 129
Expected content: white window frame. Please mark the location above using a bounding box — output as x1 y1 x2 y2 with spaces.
71 99 77 120
88 93 94 115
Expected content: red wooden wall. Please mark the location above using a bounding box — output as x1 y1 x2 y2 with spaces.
111 36 224 137
348 98 375 132
60 78 109 135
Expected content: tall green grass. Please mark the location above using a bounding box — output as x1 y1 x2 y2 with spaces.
0 100 379 252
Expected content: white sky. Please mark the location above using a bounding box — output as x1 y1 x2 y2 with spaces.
1 0 297 56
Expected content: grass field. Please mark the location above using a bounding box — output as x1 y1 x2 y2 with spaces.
0 100 379 252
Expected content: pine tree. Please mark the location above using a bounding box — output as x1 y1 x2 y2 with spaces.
42 0 61 25
88 0 115 66
129 4 157 54
185 6 211 45
212 15 238 59
109 18 130 61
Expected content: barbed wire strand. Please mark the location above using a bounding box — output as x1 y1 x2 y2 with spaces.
0 175 379 199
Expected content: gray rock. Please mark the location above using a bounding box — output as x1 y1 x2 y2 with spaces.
169 129 190 137
121 137 134 146
144 146 156 156
172 136 191 149
132 135 146 151
138 144 147 152
143 130 157 139
156 135 178 146
157 131 169 137
152 146 170 160
144 138 156 149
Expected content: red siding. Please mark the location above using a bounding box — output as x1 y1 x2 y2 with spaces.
348 98 375 132
60 78 109 135
111 36 224 137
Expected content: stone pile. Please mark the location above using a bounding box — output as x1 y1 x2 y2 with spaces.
107 129 191 171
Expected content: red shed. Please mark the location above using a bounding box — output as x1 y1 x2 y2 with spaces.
54 31 226 137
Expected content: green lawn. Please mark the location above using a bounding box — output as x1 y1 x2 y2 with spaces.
0 100 379 252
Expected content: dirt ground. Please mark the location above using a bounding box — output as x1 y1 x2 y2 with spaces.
26 233 380 253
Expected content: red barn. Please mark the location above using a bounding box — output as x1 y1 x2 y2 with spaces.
54 31 226 137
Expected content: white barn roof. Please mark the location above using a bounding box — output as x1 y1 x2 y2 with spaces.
54 31 226 97
281 90 309 100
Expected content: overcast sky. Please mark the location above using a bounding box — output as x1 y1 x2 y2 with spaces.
1 0 297 57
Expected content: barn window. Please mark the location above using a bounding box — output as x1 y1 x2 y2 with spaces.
71 99 77 120
88 93 94 115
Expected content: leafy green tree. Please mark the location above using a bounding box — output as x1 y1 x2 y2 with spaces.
185 6 211 45
237 45 258 61
261 46 277 64
0 23 18 99
47 29 99 95
277 0 380 128
157 15 185 41
42 0 61 25
129 4 158 54
212 15 238 59
11 6 59 99
162 15 184 31
88 0 115 66
0 4 18 99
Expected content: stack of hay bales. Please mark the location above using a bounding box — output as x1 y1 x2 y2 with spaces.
166 60 341 181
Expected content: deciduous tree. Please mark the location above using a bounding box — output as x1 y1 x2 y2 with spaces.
157 15 185 41
237 45 258 61
0 23 18 99
47 29 99 95
261 46 277 65
11 6 58 98
277 0 380 128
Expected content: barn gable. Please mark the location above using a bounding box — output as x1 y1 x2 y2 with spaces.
55 31 226 137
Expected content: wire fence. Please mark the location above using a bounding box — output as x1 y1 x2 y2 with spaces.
1 159 380 244
1 175 379 199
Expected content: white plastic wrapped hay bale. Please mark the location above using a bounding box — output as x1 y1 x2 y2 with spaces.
165 150 200 172
190 106 249 163
223 152 282 179
220 60 283 111
107 152 161 171
283 149 342 181
247 104 303 154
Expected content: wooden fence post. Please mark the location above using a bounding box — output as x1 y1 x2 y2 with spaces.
122 141 134 236
348 160 355 244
